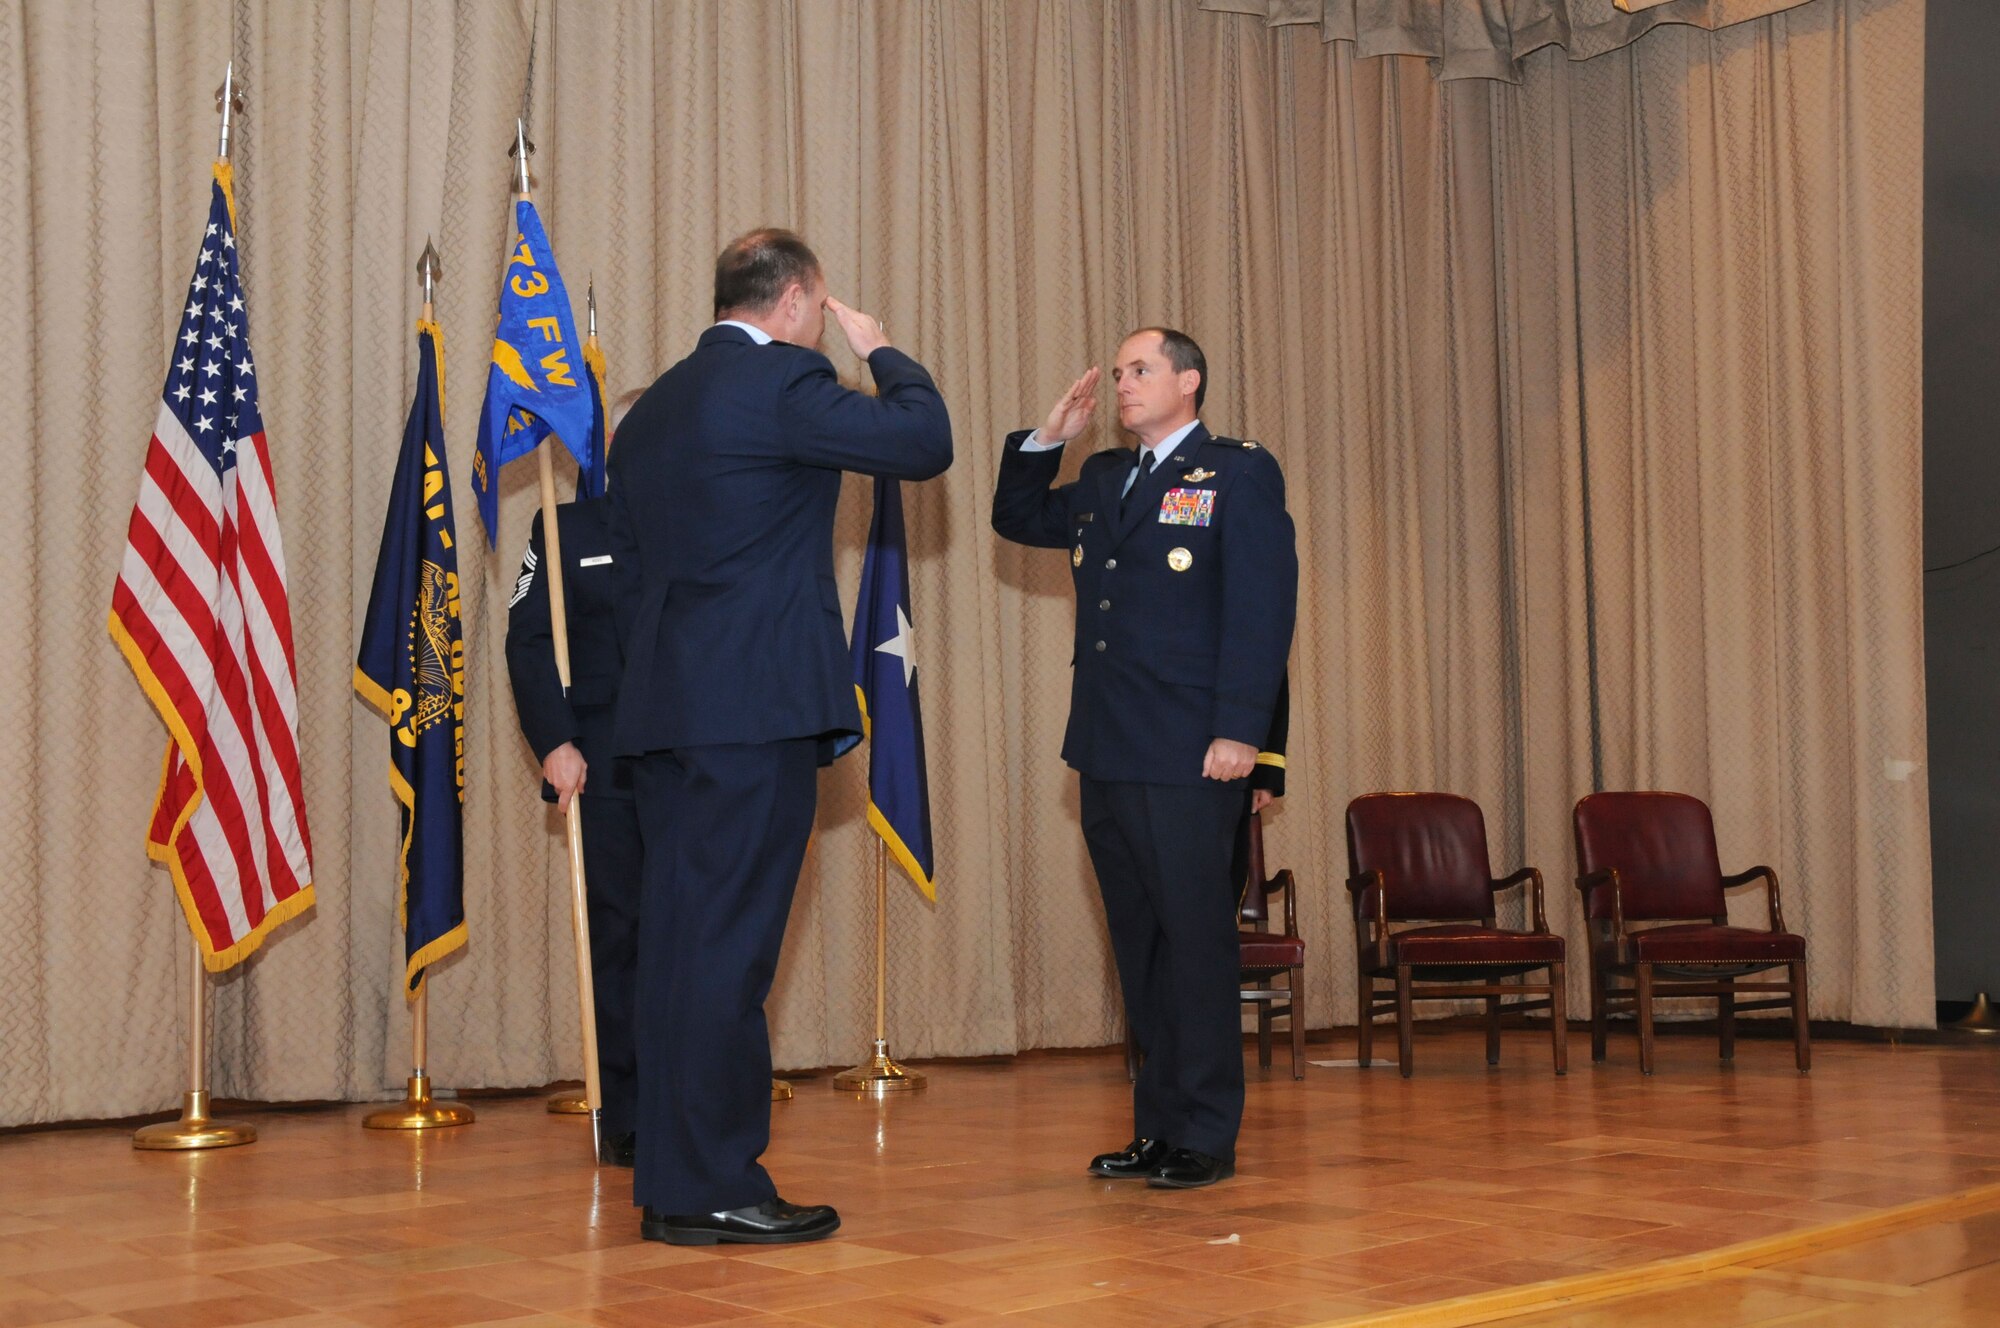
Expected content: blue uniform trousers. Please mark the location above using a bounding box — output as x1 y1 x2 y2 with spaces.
1080 776 1248 1162
630 739 818 1214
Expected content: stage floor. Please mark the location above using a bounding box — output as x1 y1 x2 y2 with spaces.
2 1029 1998 1327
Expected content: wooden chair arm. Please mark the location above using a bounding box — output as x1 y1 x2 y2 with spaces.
1576 867 1627 939
1723 864 1786 932
1493 866 1549 933
1271 868 1299 936
1347 870 1389 968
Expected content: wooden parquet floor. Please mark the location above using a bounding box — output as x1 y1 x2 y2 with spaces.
2 1029 1998 1328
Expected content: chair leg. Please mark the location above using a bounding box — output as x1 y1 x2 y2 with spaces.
1635 964 1657 1075
1257 999 1274 1068
1549 962 1568 1076
1395 965 1415 1079
1356 967 1374 1069
1718 978 1736 1063
1485 993 1502 1067
1791 961 1812 1074
1589 961 1608 1063
1289 967 1307 1081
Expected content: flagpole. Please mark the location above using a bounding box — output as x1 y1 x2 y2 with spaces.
511 121 606 1159
543 276 601 1119
134 67 259 1152
833 838 924 1094
365 242 472 1133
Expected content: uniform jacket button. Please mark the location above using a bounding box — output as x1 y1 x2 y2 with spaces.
1105 558 1117 570
1094 640 1107 651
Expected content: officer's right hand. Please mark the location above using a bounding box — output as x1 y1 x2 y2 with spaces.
544 741 588 812
1040 367 1101 443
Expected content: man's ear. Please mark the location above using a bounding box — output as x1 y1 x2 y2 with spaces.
1181 369 1202 403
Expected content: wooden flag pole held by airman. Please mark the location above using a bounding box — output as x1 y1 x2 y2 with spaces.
511 122 606 1158
546 276 603 1117
135 64 257 1154
364 240 474 1131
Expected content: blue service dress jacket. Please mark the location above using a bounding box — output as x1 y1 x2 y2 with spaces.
991 423 1298 787
503 497 639 800
608 325 953 760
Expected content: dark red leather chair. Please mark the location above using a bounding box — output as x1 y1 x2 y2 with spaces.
1239 810 1305 1079
1572 792 1809 1075
1345 794 1567 1077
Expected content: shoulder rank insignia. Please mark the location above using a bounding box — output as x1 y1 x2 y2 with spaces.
1242 439 1261 450
1182 467 1215 483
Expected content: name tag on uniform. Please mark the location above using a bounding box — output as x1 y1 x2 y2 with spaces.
579 555 614 567
1158 488 1215 527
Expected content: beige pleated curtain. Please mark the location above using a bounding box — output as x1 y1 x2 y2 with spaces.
0 0 1928 1127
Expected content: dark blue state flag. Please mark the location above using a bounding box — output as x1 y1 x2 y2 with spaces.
470 199 596 541
851 478 935 900
356 320 468 992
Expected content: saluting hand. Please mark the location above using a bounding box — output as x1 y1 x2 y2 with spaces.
1040 366 1101 443
544 741 588 813
1202 737 1257 783
825 296 891 360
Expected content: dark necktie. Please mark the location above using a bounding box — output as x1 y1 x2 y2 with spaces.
1122 449 1157 514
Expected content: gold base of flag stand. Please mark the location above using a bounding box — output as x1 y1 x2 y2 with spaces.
772 1079 795 1101
547 1091 588 1114
1950 991 2000 1035
364 987 473 1130
834 842 924 1095
136 937 256 1150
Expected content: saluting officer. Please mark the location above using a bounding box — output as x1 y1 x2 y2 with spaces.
993 327 1298 1189
504 389 646 1167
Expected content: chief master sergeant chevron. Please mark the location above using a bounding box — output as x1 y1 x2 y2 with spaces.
992 328 1298 1190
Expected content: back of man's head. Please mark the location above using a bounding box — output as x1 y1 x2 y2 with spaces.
714 228 821 319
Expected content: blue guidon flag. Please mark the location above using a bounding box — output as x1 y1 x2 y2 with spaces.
470 198 597 541
850 478 935 900
356 320 467 993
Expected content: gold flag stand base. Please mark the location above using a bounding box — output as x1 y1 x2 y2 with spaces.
772 1079 794 1102
547 1090 588 1114
1950 991 2000 1035
133 1090 257 1151
833 1039 926 1095
363 1074 474 1130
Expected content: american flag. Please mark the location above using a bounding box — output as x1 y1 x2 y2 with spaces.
107 163 314 970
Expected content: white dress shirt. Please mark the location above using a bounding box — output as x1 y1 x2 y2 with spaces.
715 319 773 345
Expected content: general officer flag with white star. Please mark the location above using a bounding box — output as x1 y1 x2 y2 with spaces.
470 199 596 542
850 477 935 899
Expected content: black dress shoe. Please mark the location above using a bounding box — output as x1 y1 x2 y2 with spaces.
1088 1138 1171 1179
597 1132 635 1168
641 1198 841 1246
1146 1148 1233 1189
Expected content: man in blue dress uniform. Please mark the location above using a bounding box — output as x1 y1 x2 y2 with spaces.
610 229 953 1244
993 328 1298 1189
